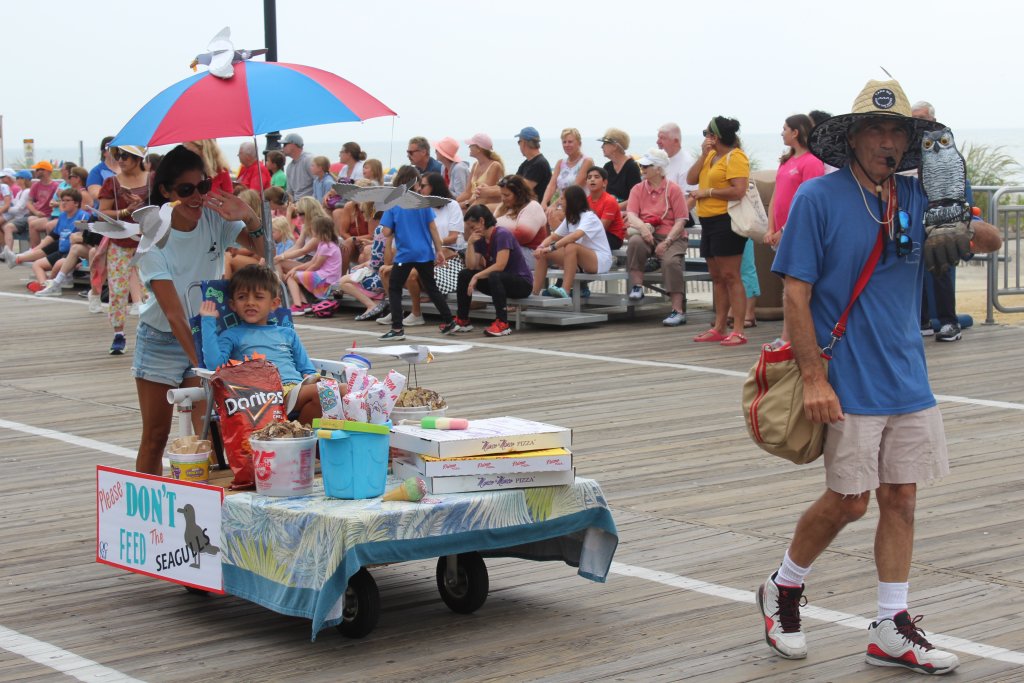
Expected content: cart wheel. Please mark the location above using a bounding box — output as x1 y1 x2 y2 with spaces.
436 552 489 614
183 586 209 596
336 568 380 638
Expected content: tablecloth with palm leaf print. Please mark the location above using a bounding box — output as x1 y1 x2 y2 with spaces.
220 476 617 637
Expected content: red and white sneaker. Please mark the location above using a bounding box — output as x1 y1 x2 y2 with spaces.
866 610 959 674
483 319 511 337
757 573 807 659
451 317 474 333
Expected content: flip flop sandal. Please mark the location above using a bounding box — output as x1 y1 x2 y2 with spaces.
720 332 748 346
744 319 757 328
693 328 727 342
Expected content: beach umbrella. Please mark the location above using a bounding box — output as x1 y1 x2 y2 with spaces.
110 60 395 147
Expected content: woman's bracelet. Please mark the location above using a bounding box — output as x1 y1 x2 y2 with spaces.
247 226 265 239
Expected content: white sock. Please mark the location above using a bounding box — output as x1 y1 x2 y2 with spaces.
877 582 909 621
776 550 811 587
52 272 67 286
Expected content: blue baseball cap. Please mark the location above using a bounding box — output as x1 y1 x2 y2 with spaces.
15 170 32 180
515 126 540 142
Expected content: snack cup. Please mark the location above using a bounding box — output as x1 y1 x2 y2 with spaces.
251 435 317 497
168 450 212 483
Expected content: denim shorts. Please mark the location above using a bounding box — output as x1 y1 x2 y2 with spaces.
131 322 197 387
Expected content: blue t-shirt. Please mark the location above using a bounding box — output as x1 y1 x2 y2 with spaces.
86 162 115 190
380 206 437 263
137 207 243 333
200 318 315 385
49 209 90 254
772 167 933 415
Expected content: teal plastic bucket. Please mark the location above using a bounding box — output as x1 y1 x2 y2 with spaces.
318 420 391 499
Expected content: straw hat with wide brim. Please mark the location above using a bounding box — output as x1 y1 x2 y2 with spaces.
809 79 945 172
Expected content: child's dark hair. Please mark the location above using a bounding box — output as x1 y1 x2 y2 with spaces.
464 204 496 227
586 166 608 181
59 187 82 205
228 264 281 299
150 145 205 205
563 185 591 225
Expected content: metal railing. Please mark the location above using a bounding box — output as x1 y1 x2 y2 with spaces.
973 185 1024 323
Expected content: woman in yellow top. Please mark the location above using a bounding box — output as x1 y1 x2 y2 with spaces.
685 116 751 346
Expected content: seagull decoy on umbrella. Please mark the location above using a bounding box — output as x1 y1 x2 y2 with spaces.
356 344 471 387
331 183 451 212
189 26 267 79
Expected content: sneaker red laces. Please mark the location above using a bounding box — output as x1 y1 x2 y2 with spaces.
866 610 959 673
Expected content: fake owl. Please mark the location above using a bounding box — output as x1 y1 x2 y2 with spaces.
919 127 973 275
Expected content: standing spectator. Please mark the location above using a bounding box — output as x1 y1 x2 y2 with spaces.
185 140 233 194
87 136 119 199
310 155 335 202
266 150 288 189
912 100 964 343
586 167 625 249
765 113 824 342
757 78 1001 673
434 137 470 197
453 205 533 337
624 149 690 326
99 146 150 355
457 133 504 209
236 141 270 192
336 142 366 181
808 110 838 174
599 128 641 211
658 122 698 193
687 117 751 345
406 136 443 176
540 128 593 231
282 133 314 198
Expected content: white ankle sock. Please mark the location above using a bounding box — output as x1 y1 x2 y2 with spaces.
53 272 67 286
877 582 909 621
776 550 811 587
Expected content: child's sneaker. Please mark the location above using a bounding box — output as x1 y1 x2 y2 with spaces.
438 320 458 335
545 285 569 298
26 281 44 293
484 319 511 337
451 317 474 333
866 611 959 674
580 282 591 299
129 302 141 316
4 247 17 268
109 333 127 355
376 312 393 325
88 290 103 313
403 313 425 326
289 303 310 315
379 328 405 341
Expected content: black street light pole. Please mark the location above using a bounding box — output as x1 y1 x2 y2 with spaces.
263 0 281 151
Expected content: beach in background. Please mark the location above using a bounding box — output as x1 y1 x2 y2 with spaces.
5 128 1024 179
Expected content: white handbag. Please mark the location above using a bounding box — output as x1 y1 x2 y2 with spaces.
728 179 769 241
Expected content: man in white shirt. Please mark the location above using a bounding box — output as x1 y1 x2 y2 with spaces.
658 123 697 221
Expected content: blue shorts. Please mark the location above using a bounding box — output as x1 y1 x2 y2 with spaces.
131 322 197 387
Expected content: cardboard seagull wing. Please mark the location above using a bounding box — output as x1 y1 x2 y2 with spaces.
389 191 452 211
357 344 472 364
132 203 176 255
331 184 403 205
86 208 140 240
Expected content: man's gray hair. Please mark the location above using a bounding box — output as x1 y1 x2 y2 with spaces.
658 122 682 141
409 136 430 153
239 140 257 156
911 101 936 118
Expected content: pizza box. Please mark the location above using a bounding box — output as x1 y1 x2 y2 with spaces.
392 447 572 477
392 458 575 494
389 416 571 458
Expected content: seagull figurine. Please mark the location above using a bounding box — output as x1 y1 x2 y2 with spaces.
331 183 451 212
354 344 471 386
189 27 267 79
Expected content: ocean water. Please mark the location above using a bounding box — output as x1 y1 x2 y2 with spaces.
7 128 1024 180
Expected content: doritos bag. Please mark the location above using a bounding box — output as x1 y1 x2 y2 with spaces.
210 358 286 489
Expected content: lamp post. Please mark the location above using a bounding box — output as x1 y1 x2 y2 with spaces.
263 0 281 152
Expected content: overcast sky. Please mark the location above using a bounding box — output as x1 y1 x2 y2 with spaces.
3 0 1020 159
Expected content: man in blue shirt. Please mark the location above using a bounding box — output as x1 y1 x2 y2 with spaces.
756 79 1002 675
406 136 443 177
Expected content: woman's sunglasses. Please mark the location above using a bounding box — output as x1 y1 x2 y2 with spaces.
113 150 139 161
171 178 213 198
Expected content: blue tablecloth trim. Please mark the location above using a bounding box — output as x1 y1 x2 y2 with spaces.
223 506 617 639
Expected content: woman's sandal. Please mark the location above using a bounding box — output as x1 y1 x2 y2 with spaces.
720 332 748 347
693 328 728 343
744 318 757 328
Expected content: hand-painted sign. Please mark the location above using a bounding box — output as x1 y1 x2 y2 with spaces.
96 466 224 593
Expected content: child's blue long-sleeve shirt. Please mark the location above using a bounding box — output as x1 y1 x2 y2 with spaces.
201 317 316 385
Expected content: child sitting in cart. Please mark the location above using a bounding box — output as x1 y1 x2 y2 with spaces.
199 264 332 423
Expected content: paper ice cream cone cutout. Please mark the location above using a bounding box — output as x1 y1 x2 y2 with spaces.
382 477 427 502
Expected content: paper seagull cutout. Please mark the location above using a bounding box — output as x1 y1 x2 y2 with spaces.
331 183 451 212
189 27 267 79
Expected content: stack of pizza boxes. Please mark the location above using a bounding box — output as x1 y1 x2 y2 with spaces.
389 417 574 494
